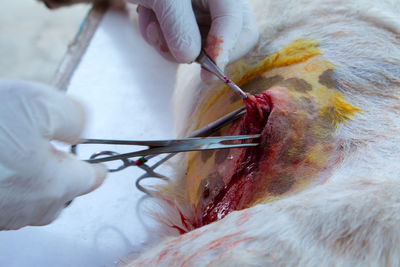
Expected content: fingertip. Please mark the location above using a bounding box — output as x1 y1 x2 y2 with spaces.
203 34 231 73
29 85 88 144
162 22 201 63
76 162 108 196
172 41 201 64
90 163 107 192
65 96 87 144
152 0 201 63
146 22 176 61
137 5 157 43
146 21 162 46
44 148 108 201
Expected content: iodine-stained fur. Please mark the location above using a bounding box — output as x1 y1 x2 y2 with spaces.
45 0 400 265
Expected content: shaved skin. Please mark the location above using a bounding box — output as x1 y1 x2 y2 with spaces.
186 39 360 227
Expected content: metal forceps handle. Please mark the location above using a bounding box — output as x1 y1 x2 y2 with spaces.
196 50 248 99
134 107 250 195
75 134 260 165
134 106 249 194
71 106 248 174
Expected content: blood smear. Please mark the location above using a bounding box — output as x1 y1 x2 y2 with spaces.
198 92 271 226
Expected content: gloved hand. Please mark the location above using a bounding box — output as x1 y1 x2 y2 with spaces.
0 80 107 230
127 0 259 81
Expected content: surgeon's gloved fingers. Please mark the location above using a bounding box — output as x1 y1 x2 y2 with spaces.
137 5 156 43
29 153 106 228
149 0 202 63
130 0 201 62
37 89 86 144
42 144 107 201
4 80 87 144
137 6 175 62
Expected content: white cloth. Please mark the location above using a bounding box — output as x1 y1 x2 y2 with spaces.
0 80 107 230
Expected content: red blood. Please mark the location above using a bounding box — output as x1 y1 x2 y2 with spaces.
205 35 224 59
197 92 272 227
223 76 231 84
171 225 187 235
242 93 272 134
160 43 169 53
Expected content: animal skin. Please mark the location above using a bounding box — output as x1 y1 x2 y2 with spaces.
43 0 400 266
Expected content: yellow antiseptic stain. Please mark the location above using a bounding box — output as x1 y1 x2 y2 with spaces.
185 39 361 206
330 92 362 126
305 143 330 168
238 39 321 85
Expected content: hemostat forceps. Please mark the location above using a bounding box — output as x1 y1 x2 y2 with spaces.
196 50 248 99
134 106 249 194
71 106 255 174
75 134 259 165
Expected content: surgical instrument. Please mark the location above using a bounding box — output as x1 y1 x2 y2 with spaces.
75 134 259 165
196 50 248 99
71 106 249 175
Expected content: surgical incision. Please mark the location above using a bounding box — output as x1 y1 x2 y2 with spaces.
185 40 361 228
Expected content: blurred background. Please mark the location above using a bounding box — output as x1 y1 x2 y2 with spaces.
0 0 90 84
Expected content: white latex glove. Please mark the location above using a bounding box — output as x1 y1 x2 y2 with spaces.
0 80 107 230
127 0 259 81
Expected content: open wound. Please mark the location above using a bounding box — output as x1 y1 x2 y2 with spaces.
186 39 361 228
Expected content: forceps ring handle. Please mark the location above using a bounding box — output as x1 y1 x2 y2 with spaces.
89 151 131 172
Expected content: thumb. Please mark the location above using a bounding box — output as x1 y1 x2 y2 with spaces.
42 144 107 202
27 144 107 227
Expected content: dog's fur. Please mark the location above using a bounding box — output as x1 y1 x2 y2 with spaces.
44 0 400 265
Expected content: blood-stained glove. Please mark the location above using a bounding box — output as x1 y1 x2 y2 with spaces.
127 0 259 81
0 80 107 230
